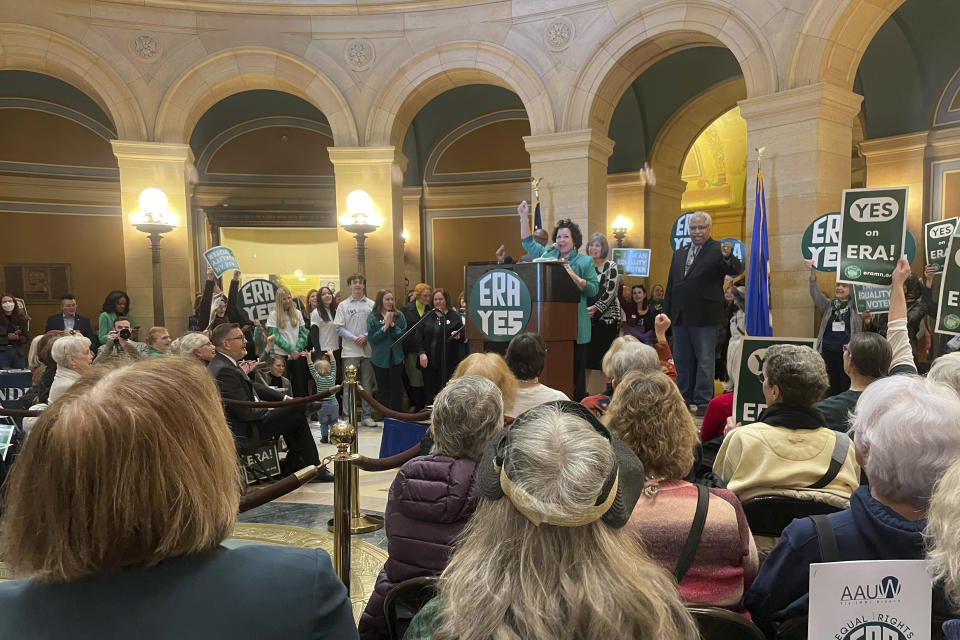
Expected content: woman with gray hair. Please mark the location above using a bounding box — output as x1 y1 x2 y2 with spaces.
585 232 621 394
404 401 695 640
925 458 960 639
48 334 92 402
745 374 960 636
358 375 504 640
714 343 859 501
174 332 216 363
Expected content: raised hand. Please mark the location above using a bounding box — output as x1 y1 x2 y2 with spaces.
891 257 912 288
517 200 529 217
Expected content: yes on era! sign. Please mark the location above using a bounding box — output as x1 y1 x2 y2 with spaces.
469 269 532 342
237 279 277 323
936 229 960 336
803 212 916 273
837 187 909 286
734 337 816 423
925 218 958 273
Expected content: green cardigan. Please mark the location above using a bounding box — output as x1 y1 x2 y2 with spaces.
521 235 599 344
97 311 135 344
366 311 406 368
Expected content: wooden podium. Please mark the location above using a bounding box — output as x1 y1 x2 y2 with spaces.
465 262 579 399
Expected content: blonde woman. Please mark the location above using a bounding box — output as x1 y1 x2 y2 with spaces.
266 285 309 396
405 401 696 640
0 357 356 638
451 352 517 418
606 370 757 610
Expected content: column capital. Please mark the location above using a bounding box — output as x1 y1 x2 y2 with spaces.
523 129 615 166
111 140 193 164
738 83 863 129
328 146 407 173
860 131 929 163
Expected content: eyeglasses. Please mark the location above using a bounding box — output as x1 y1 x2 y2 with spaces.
223 335 246 343
688 225 709 231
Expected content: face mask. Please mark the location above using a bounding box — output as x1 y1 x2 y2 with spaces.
1 302 14 313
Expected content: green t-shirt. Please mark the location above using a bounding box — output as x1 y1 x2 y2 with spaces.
817 389 861 432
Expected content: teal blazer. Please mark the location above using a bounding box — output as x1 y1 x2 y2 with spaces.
367 311 407 367
521 236 599 344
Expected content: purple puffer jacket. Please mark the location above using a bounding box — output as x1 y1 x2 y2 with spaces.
357 454 480 640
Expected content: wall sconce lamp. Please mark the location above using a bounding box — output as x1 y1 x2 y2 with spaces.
611 215 631 248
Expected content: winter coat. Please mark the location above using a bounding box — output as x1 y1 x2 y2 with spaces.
357 455 480 640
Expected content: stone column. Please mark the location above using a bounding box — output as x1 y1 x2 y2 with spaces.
739 83 863 338
644 169 687 287
402 186 423 287
860 132 928 268
523 129 615 240
111 141 196 337
329 147 405 297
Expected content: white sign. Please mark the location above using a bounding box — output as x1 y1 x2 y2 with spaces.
809 560 932 640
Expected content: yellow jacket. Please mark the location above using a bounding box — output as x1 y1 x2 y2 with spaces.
715 422 860 501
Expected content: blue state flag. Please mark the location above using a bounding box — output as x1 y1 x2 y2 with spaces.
745 169 773 336
534 201 542 231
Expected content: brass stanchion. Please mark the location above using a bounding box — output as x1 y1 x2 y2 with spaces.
330 419 355 589
328 364 385 534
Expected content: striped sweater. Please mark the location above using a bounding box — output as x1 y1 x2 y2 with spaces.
307 358 337 393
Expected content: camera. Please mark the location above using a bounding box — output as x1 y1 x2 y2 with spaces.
118 328 131 340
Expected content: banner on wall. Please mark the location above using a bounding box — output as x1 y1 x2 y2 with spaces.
935 232 960 335
808 560 931 640
925 218 958 273
204 246 240 277
853 284 892 314
734 337 816 423
803 212 917 273
237 278 277 323
836 187 909 286
611 248 651 277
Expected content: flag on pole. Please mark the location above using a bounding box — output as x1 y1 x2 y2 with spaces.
745 166 773 336
533 201 542 231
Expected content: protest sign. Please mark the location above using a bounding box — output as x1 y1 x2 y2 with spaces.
720 238 747 270
204 246 240 277
237 278 277 323
734 337 816 423
853 285 892 314
936 233 960 335
925 217 958 273
837 187 908 286
0 420 15 462
803 212 916 273
669 212 694 250
611 248 651 277
808 560 931 640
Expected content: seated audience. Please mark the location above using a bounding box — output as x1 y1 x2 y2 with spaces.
207 323 331 482
451 352 516 418
606 370 757 610
97 289 134 345
94 318 148 363
0 358 356 638
173 331 216 363
20 333 61 408
582 337 662 420
0 293 27 370
254 354 293 396
619 284 656 345
816 332 891 431
715 344 859 501
405 401 696 640
145 326 173 358
358 376 503 640
504 333 568 416
581 334 639 417
744 375 960 636
45 293 98 348
925 458 960 639
48 334 93 403
928 352 960 396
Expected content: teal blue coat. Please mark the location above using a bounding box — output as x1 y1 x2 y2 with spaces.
521 236 599 344
367 311 407 367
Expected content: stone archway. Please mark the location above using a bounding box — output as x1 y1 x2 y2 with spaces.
364 41 555 148
154 48 359 146
788 0 907 89
564 1 778 135
0 23 147 140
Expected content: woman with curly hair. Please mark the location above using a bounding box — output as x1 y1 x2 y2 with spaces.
97 290 134 345
606 370 757 610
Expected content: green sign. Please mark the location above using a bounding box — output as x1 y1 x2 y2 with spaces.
720 237 747 270
734 337 816 423
204 245 240 277
242 441 281 484
669 212 695 250
469 268 532 342
925 217 958 273
237 278 277 323
803 212 917 273
853 284 891 314
0 421 15 462
837 187 909 286
611 248 651 277
936 234 960 335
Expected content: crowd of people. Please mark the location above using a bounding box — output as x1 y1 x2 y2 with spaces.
4 207 960 638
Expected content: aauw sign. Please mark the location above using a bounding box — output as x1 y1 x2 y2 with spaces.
469 269 532 342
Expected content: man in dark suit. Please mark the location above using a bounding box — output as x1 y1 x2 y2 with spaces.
208 323 332 481
663 212 742 415
45 293 98 349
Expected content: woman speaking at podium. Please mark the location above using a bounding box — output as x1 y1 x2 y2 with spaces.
518 200 598 401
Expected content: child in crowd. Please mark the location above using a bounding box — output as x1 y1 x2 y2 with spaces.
308 349 339 443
